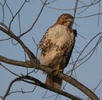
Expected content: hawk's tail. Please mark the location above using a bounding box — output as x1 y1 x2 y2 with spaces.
45 74 62 90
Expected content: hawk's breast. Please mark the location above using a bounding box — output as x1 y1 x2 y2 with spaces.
39 24 75 66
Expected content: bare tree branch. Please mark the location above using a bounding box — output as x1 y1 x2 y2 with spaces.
0 23 100 100
19 0 48 37
0 24 39 66
8 0 27 30
74 32 102 69
44 0 101 11
0 1 101 99
75 13 102 18
2 75 81 100
0 55 33 68
0 54 100 100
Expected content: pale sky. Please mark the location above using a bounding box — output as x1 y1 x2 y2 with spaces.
0 0 102 100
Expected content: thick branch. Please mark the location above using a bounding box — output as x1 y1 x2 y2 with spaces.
0 25 38 65
0 25 99 99
40 66 99 100
2 75 81 100
0 55 34 68
0 56 99 100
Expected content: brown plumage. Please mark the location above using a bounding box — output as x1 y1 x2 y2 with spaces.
39 14 77 90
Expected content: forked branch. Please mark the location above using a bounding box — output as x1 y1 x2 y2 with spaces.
0 24 100 100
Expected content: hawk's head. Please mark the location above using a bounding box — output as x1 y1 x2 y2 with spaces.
56 14 74 27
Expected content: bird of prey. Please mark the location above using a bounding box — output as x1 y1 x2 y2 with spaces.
39 13 77 90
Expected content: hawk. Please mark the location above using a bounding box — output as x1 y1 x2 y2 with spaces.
39 14 77 90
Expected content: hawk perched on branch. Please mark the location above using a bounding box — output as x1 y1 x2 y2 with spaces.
39 14 77 90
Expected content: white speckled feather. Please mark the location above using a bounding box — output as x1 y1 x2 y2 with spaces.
39 24 75 66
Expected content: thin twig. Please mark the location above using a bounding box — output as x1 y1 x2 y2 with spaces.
19 0 48 38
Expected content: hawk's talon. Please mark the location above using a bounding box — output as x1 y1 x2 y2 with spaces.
51 69 63 76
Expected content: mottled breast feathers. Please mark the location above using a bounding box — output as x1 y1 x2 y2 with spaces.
39 24 75 67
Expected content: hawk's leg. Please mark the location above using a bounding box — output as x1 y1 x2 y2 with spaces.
51 64 63 75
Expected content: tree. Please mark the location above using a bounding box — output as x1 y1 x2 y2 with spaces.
0 0 102 100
